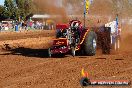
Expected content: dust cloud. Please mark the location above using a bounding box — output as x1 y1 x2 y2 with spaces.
119 24 132 53
33 0 68 23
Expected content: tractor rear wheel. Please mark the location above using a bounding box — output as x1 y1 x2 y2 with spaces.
83 31 97 56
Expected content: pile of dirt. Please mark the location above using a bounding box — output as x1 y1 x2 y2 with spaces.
0 30 55 41
0 37 54 50
0 30 55 51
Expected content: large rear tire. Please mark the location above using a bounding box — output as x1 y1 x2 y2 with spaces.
83 31 97 56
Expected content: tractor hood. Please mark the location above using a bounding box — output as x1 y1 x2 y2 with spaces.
53 38 68 46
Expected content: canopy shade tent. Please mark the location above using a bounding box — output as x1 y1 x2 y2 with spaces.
31 14 51 19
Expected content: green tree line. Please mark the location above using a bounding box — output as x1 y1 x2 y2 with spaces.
0 0 34 21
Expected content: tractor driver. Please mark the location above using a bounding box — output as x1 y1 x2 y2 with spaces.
70 21 81 44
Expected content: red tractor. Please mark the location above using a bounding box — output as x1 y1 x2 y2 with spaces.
48 20 99 57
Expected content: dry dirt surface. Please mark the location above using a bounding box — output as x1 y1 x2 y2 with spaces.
0 30 131 88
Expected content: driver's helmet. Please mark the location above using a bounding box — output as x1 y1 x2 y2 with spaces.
71 21 80 28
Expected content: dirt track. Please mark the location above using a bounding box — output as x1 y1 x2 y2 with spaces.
0 30 131 88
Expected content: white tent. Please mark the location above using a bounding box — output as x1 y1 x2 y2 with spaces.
32 14 50 19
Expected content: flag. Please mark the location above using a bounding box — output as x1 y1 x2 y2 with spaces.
84 0 90 14
116 15 118 34
86 0 90 14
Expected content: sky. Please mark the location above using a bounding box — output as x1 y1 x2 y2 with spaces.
0 0 4 5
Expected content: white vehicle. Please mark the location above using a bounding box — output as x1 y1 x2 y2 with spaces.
105 21 121 50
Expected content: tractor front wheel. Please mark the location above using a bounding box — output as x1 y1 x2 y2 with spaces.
48 48 52 57
71 47 76 57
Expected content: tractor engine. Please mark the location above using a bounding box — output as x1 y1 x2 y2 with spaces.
49 20 83 57
67 20 82 47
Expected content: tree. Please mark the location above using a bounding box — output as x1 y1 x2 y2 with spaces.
4 0 17 19
3 0 34 21
0 5 6 20
0 5 4 14
15 0 34 20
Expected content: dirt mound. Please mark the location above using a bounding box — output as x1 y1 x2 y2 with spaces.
0 30 55 41
0 30 55 51
0 37 54 50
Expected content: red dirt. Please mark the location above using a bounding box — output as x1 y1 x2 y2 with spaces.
0 30 55 41
0 29 131 88
0 0 132 87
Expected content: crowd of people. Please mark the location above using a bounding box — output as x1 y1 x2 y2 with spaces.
0 22 13 31
20 21 45 30
0 19 55 31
